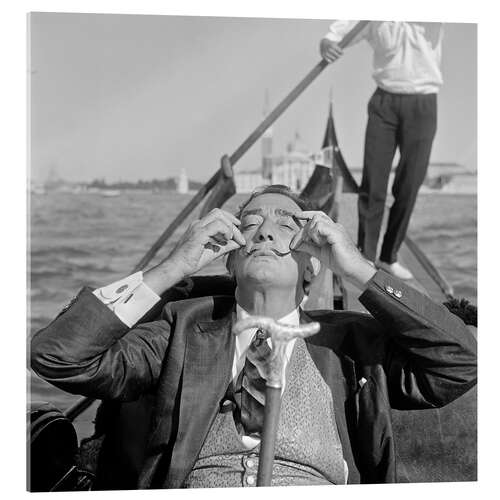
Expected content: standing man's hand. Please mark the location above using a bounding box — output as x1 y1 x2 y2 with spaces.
320 39 344 63
290 211 375 290
144 208 245 295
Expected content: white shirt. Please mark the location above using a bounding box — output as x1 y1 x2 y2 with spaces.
233 304 297 386
324 21 444 94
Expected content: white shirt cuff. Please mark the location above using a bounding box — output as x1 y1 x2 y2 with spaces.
93 272 161 327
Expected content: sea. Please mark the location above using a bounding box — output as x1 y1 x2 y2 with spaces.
28 191 477 412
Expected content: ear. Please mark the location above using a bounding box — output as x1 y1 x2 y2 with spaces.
303 256 321 295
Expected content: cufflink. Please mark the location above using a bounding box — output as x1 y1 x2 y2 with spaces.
394 289 403 298
385 285 394 294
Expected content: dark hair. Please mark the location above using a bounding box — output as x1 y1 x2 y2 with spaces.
236 184 313 218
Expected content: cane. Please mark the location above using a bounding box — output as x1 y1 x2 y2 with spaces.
233 317 320 486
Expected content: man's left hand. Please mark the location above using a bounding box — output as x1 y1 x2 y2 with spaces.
290 211 376 289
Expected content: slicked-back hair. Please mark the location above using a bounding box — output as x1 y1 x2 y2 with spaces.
235 184 313 219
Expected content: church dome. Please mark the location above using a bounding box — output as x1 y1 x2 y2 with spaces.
286 131 310 156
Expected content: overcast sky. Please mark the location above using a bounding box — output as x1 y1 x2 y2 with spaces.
29 13 477 183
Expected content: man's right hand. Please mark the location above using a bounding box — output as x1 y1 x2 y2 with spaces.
144 209 245 295
320 39 344 63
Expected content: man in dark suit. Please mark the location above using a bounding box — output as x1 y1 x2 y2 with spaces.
31 185 476 488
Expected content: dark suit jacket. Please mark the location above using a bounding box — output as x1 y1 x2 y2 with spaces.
31 271 477 488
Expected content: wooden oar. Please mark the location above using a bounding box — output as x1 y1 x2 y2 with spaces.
133 20 370 272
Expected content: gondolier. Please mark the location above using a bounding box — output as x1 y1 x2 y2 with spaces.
320 21 444 279
31 185 476 489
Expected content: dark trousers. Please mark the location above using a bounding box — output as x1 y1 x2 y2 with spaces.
357 88 437 263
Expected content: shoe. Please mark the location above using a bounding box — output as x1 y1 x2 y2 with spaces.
376 260 414 280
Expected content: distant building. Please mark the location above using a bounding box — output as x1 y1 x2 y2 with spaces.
349 162 477 195
234 94 317 194
177 168 189 194
234 132 318 194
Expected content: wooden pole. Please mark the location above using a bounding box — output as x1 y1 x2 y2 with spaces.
257 387 281 486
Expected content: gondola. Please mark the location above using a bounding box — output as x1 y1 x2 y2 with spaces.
28 21 476 491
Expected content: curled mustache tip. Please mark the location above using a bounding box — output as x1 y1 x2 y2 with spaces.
242 247 291 257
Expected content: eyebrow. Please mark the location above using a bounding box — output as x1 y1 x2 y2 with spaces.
275 209 297 218
240 208 263 217
241 208 298 217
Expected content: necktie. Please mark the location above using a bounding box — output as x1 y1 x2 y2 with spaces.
234 329 271 437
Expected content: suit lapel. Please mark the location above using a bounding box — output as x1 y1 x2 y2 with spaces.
165 305 235 488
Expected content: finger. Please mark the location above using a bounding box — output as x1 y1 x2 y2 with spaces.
210 234 229 245
290 227 306 250
307 222 325 246
327 48 340 58
211 215 246 246
201 219 233 242
203 208 240 226
219 239 241 256
290 216 317 247
297 210 332 220
293 240 322 260
211 219 245 246
232 225 246 246
204 239 240 258
200 211 245 246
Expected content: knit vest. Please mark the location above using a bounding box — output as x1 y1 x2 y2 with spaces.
183 338 346 488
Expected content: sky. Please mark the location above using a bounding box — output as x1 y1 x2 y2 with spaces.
29 13 477 183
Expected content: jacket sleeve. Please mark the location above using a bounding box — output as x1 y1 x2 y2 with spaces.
358 271 477 410
30 287 172 402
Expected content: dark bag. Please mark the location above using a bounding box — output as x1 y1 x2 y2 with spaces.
28 401 94 491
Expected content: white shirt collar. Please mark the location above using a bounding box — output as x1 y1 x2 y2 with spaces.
234 304 300 374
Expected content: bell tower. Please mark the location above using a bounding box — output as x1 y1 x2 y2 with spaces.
261 89 273 180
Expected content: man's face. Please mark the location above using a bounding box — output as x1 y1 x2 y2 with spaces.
231 193 310 291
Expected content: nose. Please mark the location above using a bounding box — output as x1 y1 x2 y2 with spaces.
254 218 275 242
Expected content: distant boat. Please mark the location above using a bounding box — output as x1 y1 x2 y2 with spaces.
99 189 121 197
30 186 46 195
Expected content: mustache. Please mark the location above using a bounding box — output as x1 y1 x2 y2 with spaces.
242 246 291 257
